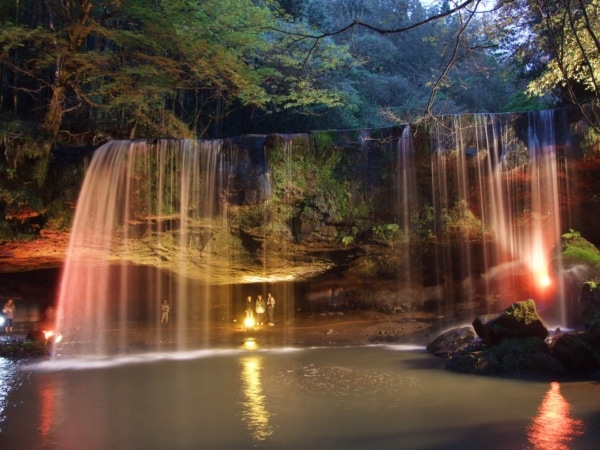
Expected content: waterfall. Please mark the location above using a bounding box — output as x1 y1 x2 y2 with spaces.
428 111 568 321
394 126 418 292
51 111 574 356
54 139 239 356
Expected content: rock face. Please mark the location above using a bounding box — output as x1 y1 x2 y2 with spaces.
2 109 600 321
429 298 600 378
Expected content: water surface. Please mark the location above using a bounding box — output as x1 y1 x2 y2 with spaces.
1 345 598 449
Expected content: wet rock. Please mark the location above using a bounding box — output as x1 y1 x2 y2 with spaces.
445 347 498 375
427 299 580 378
472 299 548 346
426 326 476 358
486 337 564 377
552 332 598 373
580 282 600 343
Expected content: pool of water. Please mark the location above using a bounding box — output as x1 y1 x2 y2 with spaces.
1 345 599 449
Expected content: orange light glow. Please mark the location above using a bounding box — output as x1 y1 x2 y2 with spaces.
530 246 551 290
43 330 54 340
38 379 56 447
527 382 584 450
244 316 255 329
538 274 551 288
42 330 63 343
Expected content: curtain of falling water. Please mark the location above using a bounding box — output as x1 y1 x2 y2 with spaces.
54 139 227 356
429 111 568 317
396 126 417 285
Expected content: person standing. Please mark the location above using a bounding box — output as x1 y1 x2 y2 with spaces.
266 293 276 326
3 298 15 334
244 295 255 328
255 294 266 325
161 299 170 325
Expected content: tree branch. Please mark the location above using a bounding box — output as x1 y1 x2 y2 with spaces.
426 0 482 117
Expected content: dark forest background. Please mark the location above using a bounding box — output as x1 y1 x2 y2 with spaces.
2 0 600 146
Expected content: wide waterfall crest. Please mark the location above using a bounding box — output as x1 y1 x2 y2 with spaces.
52 111 574 357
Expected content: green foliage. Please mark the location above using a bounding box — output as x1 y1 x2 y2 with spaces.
341 234 355 246
442 200 485 240
562 228 581 240
339 226 359 246
264 132 379 243
0 0 353 140
562 246 600 269
414 205 436 241
579 127 600 155
500 91 547 113
559 231 600 280
3 0 596 138
371 223 400 242
525 0 600 101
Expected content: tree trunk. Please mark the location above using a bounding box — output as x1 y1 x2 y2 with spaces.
43 81 65 138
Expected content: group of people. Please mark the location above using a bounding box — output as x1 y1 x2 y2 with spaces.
160 293 276 328
245 292 276 326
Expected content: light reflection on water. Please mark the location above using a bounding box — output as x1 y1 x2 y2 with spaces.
240 355 273 441
0 358 20 433
0 346 599 449
527 382 584 450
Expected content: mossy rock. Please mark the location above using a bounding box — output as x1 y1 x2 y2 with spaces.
472 299 548 346
557 232 600 281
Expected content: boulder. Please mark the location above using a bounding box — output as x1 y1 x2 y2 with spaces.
472 299 548 346
552 332 598 373
445 346 498 375
428 297 600 378
426 326 476 358
580 282 600 343
487 336 565 377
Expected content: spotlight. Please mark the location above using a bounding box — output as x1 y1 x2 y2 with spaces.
41 330 63 344
539 275 551 288
244 316 256 330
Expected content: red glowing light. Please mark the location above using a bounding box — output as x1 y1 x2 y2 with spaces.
527 382 584 450
539 274 551 288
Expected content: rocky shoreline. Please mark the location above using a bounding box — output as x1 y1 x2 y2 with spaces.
427 296 600 379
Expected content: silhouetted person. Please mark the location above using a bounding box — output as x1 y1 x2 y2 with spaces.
245 296 254 319
3 298 15 334
161 299 170 325
267 293 276 326
255 294 266 325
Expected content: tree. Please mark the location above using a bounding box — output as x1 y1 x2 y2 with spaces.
269 0 527 123
495 0 600 126
527 0 600 126
0 0 351 141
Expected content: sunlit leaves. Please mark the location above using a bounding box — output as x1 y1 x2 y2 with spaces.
526 0 600 101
